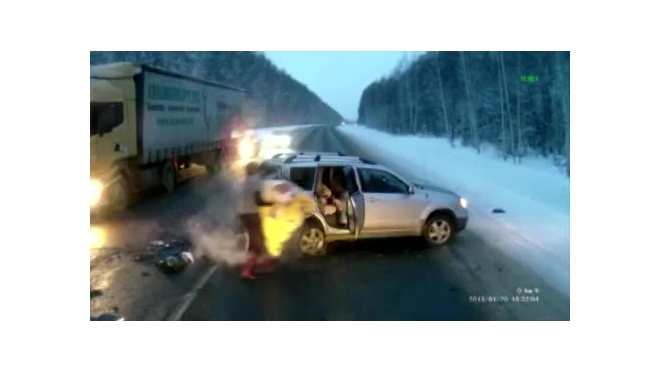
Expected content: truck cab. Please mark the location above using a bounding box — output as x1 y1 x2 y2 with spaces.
90 64 140 211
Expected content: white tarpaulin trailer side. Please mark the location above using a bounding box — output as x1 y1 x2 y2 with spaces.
137 67 246 164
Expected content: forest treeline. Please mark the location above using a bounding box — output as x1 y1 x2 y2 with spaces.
357 51 570 176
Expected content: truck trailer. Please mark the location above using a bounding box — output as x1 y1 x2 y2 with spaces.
90 62 259 213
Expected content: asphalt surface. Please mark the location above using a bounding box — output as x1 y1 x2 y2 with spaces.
90 126 569 321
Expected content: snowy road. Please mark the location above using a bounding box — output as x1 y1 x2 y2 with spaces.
90 125 569 320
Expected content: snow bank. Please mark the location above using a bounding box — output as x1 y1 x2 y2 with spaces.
336 125 570 296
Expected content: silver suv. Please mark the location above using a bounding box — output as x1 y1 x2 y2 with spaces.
260 152 468 255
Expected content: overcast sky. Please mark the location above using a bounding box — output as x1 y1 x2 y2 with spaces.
264 51 405 120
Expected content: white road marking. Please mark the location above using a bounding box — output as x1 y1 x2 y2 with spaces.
167 264 218 321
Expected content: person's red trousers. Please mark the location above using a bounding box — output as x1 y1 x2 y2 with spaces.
239 213 266 280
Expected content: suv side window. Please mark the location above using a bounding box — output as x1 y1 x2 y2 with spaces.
289 166 317 191
357 168 409 194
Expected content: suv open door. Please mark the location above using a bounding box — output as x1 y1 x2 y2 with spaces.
344 166 365 239
347 193 365 239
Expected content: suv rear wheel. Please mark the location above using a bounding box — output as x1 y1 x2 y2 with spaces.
206 152 221 175
298 221 327 256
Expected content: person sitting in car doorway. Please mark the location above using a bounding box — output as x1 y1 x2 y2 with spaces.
319 182 338 216
317 177 348 228
328 177 349 227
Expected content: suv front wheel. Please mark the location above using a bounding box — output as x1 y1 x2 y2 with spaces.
422 214 455 248
298 221 327 256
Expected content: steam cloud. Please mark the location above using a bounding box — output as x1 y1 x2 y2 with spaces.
184 171 248 267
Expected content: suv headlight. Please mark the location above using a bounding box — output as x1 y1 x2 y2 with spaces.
459 197 468 208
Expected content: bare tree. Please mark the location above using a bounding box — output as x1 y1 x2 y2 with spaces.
515 51 523 163
410 61 420 132
393 53 421 133
497 52 507 159
387 57 405 132
459 51 480 153
433 52 454 146
563 86 570 177
554 52 570 176
499 52 515 158
400 53 414 132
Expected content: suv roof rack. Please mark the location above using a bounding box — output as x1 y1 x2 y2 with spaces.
270 151 345 161
283 153 375 165
296 151 346 156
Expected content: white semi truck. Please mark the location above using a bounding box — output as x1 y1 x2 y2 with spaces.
90 62 260 213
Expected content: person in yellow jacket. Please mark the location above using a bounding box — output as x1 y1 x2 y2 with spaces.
257 179 316 260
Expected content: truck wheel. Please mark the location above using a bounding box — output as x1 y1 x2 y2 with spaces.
161 161 177 194
206 152 221 175
107 176 130 214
